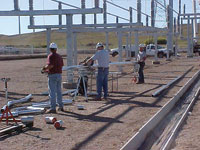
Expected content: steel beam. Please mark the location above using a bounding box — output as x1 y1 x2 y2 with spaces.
0 8 103 16
28 22 143 29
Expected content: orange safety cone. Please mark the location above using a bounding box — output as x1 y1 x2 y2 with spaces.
45 117 57 124
54 120 63 129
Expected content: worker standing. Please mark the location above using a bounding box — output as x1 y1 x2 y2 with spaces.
136 45 146 84
41 43 64 113
86 42 110 100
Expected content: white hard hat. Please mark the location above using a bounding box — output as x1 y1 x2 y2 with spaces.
96 42 104 49
49 43 57 49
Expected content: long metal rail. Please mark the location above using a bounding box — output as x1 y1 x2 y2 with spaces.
121 69 200 150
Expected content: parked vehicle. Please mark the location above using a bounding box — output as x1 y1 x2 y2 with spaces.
146 44 173 58
110 45 135 57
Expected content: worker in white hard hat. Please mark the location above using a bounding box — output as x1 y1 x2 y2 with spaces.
41 42 64 113
136 44 146 84
86 42 110 101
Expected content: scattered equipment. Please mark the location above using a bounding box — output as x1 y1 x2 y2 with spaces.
0 105 18 125
45 116 57 124
54 120 63 129
1 78 10 101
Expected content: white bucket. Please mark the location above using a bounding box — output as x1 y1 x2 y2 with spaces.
45 117 57 124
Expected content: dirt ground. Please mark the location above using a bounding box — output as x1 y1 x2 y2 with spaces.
0 52 200 150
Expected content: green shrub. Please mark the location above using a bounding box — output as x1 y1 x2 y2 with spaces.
157 38 167 44
144 38 167 45
144 39 154 45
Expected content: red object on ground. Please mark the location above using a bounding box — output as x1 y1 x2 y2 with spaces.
0 105 18 125
54 120 63 129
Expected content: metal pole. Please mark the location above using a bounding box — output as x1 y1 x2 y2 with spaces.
46 28 51 55
187 16 192 57
154 33 158 62
94 0 99 25
137 0 141 23
81 0 86 24
14 0 19 10
66 14 74 83
105 32 109 49
117 31 123 72
18 16 21 35
73 33 77 65
178 0 181 33
146 15 149 27
134 31 139 60
167 1 173 60
103 0 107 24
192 0 198 36
129 7 132 23
174 17 177 34
151 0 155 27
58 2 62 30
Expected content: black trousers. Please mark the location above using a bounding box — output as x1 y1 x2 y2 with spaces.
138 62 145 83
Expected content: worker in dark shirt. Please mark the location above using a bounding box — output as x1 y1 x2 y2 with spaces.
42 43 64 113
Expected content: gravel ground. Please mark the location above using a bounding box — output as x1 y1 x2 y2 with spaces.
0 53 200 150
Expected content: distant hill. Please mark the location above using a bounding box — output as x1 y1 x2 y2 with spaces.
0 24 194 49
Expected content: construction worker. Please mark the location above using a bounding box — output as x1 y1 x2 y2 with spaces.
136 44 146 84
86 42 110 100
41 43 64 113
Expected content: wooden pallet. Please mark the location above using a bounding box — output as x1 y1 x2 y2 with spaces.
0 122 33 136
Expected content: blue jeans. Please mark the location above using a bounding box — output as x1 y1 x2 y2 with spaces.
48 73 63 110
138 62 145 83
96 68 109 98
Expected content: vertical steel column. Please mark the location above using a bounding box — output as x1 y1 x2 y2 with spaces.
73 33 77 65
137 0 141 23
18 16 21 35
177 0 181 33
46 28 51 55
174 17 177 34
191 18 194 54
103 0 107 24
154 33 158 62
14 0 19 10
58 2 62 30
151 0 155 27
134 31 139 60
167 1 173 60
94 0 99 25
117 31 123 72
187 16 192 57
105 32 109 49
193 0 198 36
129 7 133 23
183 4 186 18
180 18 183 37
81 0 86 24
146 15 149 27
66 14 74 83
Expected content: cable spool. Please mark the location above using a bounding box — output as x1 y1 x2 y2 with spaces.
45 117 57 124
54 120 63 129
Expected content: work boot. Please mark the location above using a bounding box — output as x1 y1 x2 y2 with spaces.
57 107 64 112
46 109 56 114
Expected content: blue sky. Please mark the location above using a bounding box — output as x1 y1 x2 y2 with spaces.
0 0 199 35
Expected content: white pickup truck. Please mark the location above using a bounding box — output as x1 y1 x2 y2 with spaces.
110 44 173 58
146 44 173 58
